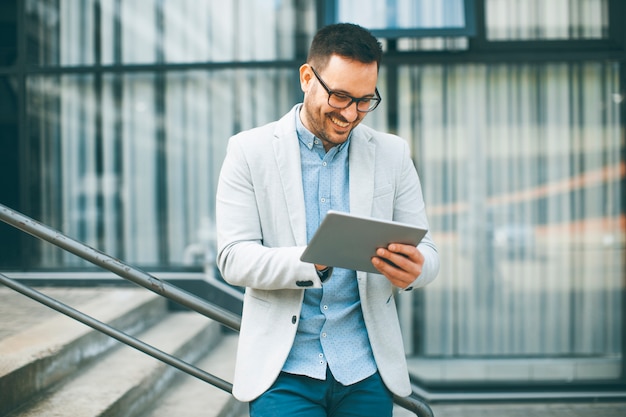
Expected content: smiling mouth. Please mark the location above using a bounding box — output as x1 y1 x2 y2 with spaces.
330 115 349 128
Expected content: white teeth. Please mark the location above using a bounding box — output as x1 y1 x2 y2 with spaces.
330 116 349 128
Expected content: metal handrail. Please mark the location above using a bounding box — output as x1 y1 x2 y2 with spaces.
0 203 241 332
0 272 232 393
0 203 434 417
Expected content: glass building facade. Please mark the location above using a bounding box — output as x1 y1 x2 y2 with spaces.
0 0 624 394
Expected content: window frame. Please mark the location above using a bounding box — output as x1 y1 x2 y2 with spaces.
322 0 477 38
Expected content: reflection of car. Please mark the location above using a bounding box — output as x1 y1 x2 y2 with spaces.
493 224 535 258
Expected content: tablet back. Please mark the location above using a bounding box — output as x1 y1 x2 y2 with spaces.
300 210 427 274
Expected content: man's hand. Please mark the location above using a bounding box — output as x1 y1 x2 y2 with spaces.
371 243 424 289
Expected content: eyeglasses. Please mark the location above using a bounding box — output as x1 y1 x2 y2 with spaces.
310 66 381 113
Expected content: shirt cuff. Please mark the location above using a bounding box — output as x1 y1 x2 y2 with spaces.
316 266 333 282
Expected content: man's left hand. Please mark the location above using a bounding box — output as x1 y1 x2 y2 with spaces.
371 243 424 289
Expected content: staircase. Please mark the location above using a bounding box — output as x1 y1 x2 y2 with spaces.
0 286 247 417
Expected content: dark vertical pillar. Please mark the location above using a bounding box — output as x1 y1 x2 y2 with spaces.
0 0 21 268
155 0 169 264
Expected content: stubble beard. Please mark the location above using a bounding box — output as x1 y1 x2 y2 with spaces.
302 103 355 150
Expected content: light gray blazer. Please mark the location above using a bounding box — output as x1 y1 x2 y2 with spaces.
216 105 439 402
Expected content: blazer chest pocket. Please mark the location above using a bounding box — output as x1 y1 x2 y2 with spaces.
372 184 394 217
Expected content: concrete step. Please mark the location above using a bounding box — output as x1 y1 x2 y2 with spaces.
141 333 245 417
0 287 167 417
7 311 223 417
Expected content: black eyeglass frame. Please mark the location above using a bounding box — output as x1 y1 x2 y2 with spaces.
310 66 382 113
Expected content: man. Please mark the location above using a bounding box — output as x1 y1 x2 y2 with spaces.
216 23 439 417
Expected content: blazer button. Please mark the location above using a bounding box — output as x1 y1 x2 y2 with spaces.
292 315 297 324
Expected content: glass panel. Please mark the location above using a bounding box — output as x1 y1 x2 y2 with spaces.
26 68 298 268
25 0 302 66
486 0 609 40
396 37 469 52
337 0 467 30
398 61 623 384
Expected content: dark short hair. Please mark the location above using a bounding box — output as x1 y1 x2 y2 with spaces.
307 23 383 71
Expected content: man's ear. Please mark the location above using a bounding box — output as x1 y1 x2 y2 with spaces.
299 64 313 93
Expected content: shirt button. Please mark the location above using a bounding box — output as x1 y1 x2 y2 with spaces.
320 198 326 203
323 305 328 310
322 161 327 166
319 353 324 358
308 142 313 147
322 332 327 338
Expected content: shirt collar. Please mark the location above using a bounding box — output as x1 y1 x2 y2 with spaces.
295 104 350 153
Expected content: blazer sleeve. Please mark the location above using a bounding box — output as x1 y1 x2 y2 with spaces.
393 139 440 289
215 131 322 290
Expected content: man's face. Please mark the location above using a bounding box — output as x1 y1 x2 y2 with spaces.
299 54 379 151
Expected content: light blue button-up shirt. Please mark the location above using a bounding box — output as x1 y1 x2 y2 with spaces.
282 105 377 385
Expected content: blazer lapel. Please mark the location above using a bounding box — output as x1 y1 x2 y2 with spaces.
348 129 377 287
273 107 308 246
349 128 376 218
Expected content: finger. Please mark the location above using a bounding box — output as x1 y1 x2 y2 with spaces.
376 247 423 281
390 246 425 271
376 247 413 271
372 257 414 288
388 243 421 261
387 243 413 255
371 256 416 286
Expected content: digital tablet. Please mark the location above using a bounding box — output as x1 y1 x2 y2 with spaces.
300 210 427 274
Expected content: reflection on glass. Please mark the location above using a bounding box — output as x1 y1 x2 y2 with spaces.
27 69 297 267
25 0 302 66
398 62 623 383
486 0 608 40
